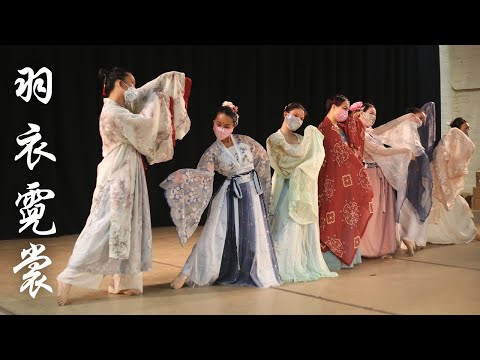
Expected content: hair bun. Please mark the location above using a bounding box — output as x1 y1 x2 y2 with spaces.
222 101 239 113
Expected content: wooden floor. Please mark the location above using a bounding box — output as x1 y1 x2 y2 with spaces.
1 226 479 315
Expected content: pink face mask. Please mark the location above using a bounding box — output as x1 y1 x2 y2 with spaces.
213 122 234 140
336 108 348 122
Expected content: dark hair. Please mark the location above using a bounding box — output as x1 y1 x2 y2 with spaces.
326 94 349 113
363 102 375 112
284 102 308 116
98 67 131 97
406 106 423 114
450 117 467 129
216 104 239 126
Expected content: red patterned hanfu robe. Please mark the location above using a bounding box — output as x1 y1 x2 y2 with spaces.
340 113 366 163
318 116 373 266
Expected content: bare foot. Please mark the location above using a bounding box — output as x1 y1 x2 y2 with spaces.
381 255 393 260
170 273 188 289
57 280 72 306
108 286 141 295
120 289 141 296
475 233 480 241
403 240 415 257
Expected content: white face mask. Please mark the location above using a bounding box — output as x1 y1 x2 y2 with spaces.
285 113 303 131
122 81 138 104
363 113 376 127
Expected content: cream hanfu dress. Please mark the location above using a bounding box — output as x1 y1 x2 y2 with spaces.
267 125 337 282
428 127 477 244
57 71 191 294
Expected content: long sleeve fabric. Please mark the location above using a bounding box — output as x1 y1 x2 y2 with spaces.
374 115 425 158
419 102 437 161
373 113 416 135
159 146 216 245
364 129 412 193
127 71 191 144
116 100 175 164
427 128 476 244
100 92 192 259
240 135 273 212
339 114 366 163
267 125 325 224
430 128 475 220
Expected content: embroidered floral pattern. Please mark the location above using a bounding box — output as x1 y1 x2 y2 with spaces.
353 236 361 248
341 200 360 228
332 142 350 167
358 167 370 189
326 211 335 224
342 174 353 187
323 178 335 201
324 236 344 258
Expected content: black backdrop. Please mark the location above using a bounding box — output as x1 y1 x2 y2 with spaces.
0 45 440 240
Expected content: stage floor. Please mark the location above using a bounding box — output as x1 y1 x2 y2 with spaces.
1 226 479 315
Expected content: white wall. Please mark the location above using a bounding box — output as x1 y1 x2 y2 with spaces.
439 45 480 192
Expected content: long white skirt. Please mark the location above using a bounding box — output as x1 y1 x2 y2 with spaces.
397 198 429 248
427 196 476 244
57 150 151 291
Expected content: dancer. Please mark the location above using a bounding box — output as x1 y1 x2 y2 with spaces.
317 95 373 271
57 68 191 305
374 103 435 255
354 102 413 258
161 101 281 289
428 117 479 244
267 102 337 281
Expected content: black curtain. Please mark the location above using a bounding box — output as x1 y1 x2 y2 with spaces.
0 45 440 240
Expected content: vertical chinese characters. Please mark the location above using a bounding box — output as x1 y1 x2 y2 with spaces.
14 67 52 104
12 67 55 298
15 182 56 235
15 123 56 170
12 243 53 298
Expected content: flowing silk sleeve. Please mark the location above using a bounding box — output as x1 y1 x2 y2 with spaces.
242 135 272 212
267 131 303 215
266 132 287 215
339 115 366 162
432 128 475 210
374 115 425 157
266 132 304 177
373 113 416 135
420 101 437 161
288 126 325 224
267 126 324 224
159 146 217 245
364 134 412 193
114 104 175 164
127 71 191 141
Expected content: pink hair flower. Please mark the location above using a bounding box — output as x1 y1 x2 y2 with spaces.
349 101 363 112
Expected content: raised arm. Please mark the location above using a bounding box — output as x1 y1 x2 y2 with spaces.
373 113 420 136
